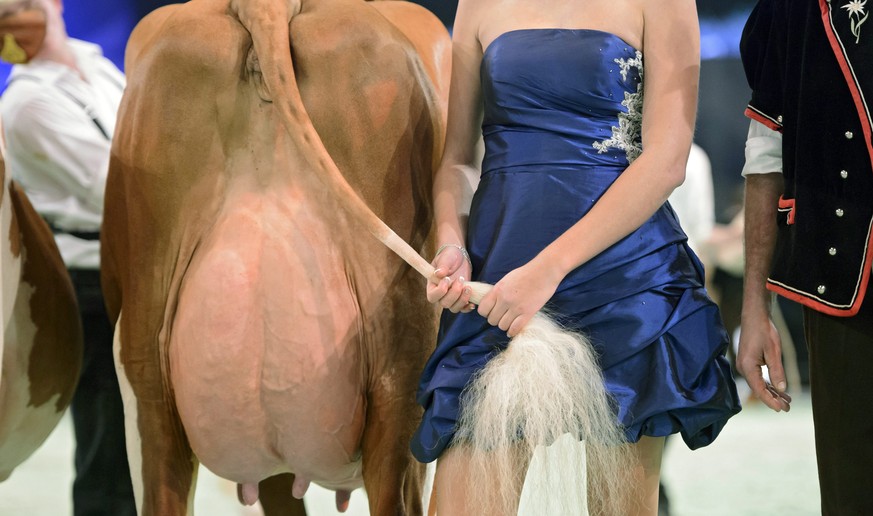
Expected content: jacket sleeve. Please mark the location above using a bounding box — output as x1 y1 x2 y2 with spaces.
740 0 787 132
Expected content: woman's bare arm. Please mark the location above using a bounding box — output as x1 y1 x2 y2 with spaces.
426 0 488 310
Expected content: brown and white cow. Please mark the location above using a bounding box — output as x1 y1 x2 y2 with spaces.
0 122 82 481
102 0 450 514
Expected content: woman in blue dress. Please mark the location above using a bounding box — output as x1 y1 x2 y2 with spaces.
416 0 741 514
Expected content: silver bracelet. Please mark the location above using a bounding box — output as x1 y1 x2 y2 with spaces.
435 243 471 264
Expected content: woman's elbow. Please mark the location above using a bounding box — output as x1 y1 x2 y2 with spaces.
666 163 686 190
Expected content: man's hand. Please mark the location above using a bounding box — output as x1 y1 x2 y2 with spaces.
738 312 792 412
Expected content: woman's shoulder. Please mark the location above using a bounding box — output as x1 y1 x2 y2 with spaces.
454 0 497 52
641 0 698 28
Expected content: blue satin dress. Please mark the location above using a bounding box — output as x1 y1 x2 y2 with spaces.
411 29 741 463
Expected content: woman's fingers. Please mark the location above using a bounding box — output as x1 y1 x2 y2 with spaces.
429 276 472 311
429 267 446 284
448 279 473 313
506 314 531 338
497 311 514 332
486 301 506 327
426 276 451 303
477 285 533 335
477 290 496 320
478 287 512 327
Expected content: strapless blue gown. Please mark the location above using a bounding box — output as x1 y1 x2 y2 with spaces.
411 29 741 463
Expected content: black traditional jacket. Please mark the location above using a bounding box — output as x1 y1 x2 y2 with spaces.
741 0 873 316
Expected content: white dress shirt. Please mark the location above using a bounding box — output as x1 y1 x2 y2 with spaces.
0 38 125 269
742 119 783 176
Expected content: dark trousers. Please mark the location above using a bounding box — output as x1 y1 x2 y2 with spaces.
68 269 136 516
804 285 873 516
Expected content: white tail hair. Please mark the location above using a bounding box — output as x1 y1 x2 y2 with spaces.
454 312 635 515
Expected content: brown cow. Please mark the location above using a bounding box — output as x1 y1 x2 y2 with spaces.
0 123 82 481
102 0 449 514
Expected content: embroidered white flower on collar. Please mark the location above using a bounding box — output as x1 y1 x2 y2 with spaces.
843 0 867 15
842 0 869 43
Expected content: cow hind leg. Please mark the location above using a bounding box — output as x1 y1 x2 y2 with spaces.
361 391 426 515
114 312 199 515
258 473 307 516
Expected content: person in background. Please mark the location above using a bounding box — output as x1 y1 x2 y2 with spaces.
0 0 135 514
739 0 873 513
669 143 715 257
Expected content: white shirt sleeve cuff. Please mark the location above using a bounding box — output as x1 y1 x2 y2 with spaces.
741 119 783 177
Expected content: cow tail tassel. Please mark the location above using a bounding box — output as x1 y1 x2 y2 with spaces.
453 309 635 515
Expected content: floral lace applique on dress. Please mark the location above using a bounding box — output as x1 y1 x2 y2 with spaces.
593 50 644 163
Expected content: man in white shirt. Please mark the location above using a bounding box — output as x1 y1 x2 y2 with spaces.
0 1 134 514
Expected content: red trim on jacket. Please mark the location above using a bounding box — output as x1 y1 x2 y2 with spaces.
820 0 873 171
767 214 873 316
813 0 873 316
744 106 783 132
777 196 795 225
767 280 866 317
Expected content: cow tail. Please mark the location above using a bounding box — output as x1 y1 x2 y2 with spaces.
231 0 435 280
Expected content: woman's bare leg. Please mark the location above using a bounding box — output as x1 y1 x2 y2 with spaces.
588 435 664 515
433 446 524 516
628 436 665 516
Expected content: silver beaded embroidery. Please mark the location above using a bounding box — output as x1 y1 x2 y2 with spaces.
593 50 644 163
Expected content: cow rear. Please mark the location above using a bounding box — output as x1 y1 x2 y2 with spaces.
103 0 449 513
